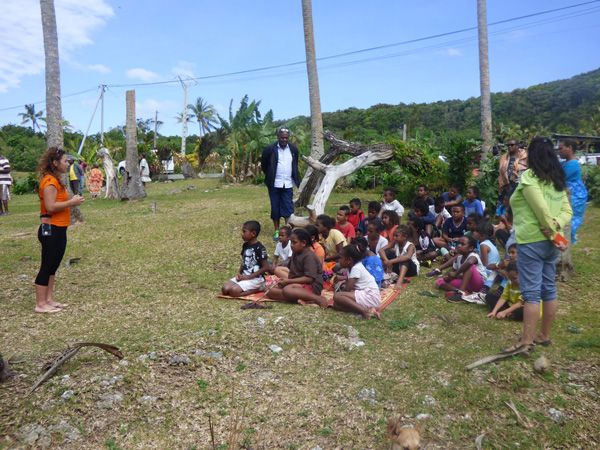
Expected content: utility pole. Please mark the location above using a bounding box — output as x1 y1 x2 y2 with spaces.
178 76 188 155
154 110 158 150
100 83 106 144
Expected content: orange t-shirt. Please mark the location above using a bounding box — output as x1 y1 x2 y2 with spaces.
39 175 70 227
381 224 397 242
310 242 326 271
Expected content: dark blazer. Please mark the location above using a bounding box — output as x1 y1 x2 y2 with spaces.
260 141 300 189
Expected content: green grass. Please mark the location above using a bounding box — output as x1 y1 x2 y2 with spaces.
1 178 599 449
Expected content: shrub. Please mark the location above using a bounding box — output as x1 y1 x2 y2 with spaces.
12 172 39 195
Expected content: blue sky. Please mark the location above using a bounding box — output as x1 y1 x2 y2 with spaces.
1 0 599 139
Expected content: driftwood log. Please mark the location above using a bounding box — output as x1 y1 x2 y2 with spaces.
290 131 395 226
97 147 120 199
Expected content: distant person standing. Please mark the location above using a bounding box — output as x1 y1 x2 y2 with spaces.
68 157 83 195
498 139 528 201
558 139 588 244
261 128 300 241
77 158 87 195
139 153 151 188
0 153 11 215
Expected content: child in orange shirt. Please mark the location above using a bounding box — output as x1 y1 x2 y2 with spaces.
333 205 356 244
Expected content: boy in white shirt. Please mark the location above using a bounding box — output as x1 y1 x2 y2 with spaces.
379 187 404 223
270 226 293 278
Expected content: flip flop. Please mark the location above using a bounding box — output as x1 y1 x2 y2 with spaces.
534 339 552 347
241 302 272 310
501 343 533 354
34 308 62 314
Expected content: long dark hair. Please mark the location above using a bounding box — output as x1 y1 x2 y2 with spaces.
527 137 566 192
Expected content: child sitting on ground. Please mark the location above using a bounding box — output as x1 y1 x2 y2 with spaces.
349 198 365 232
305 225 326 271
479 243 517 306
412 198 437 236
465 212 483 236
222 220 269 297
333 244 382 320
495 205 513 250
412 184 435 208
430 196 451 233
463 186 484 216
426 235 487 303
269 226 293 278
441 183 462 213
407 216 437 268
266 228 328 309
352 237 385 288
379 225 420 290
486 260 529 321
380 210 400 242
462 221 501 304
379 187 404 223
316 214 347 264
366 220 388 256
357 201 382 236
333 205 356 244
433 204 467 260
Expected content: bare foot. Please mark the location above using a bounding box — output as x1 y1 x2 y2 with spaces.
48 301 68 308
298 299 309 306
369 307 381 320
316 297 329 310
34 306 62 314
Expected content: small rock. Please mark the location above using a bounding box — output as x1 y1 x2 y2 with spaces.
423 395 436 407
140 396 156 404
435 344 442 349
269 345 283 354
166 188 182 196
274 316 284 324
138 354 149 363
346 325 359 338
234 356 241 362
399 361 409 370
416 323 427 330
463 414 471 420
193 349 203 357
60 375 71 385
311 446 323 450
100 380 111 387
149 352 157 360
549 408 566 422
257 317 266 328
204 190 210 193
169 355 192 366
534 356 550 374
187 185 196 190
60 390 74 400
205 351 222 360
357 388 378 404
97 393 123 408
48 420 80 441
348 339 365 351
283 338 291 344
258 371 273 380
119 360 129 366
416 413 430 421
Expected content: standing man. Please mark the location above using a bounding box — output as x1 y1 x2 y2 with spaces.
261 128 300 241
498 139 528 201
77 158 87 195
0 153 11 216
68 157 83 197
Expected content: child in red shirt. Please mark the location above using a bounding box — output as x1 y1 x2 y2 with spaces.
348 198 365 232
333 205 356 244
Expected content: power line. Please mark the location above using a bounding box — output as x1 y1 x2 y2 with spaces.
1 0 599 112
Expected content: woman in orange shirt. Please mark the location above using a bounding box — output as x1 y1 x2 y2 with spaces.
34 147 85 313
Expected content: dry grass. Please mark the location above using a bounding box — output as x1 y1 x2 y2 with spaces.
1 179 599 449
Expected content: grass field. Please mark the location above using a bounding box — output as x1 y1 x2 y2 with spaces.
1 178 599 449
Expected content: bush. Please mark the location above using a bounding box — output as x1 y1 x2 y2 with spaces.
474 155 500 210
582 164 600 206
12 172 39 195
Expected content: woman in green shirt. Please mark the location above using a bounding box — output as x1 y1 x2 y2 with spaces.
504 137 572 353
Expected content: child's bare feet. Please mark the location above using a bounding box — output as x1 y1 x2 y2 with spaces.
369 307 381 320
34 306 62 314
316 297 329 310
298 299 309 306
48 300 68 308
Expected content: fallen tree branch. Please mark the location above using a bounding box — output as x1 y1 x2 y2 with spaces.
27 342 124 396
465 346 531 371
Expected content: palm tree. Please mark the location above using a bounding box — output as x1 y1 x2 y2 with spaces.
175 112 194 136
296 0 325 207
477 0 492 157
18 104 44 132
187 97 217 136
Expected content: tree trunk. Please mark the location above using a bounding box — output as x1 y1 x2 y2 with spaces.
97 147 120 199
289 132 395 227
556 222 574 282
297 0 325 208
40 0 84 223
0 351 12 382
120 90 146 201
477 0 493 157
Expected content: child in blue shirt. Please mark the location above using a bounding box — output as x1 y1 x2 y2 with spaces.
463 186 484 216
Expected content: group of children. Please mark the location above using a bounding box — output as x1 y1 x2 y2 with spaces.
222 183 523 322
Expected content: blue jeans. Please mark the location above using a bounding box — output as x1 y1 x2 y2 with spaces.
517 240 559 305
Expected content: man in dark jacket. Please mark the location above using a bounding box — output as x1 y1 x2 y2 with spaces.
261 128 300 241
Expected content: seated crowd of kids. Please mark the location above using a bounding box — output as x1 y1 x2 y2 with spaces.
222 183 526 322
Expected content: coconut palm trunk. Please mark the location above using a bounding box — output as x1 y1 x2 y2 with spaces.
40 0 83 222
478 0 493 157
295 0 325 208
120 90 146 200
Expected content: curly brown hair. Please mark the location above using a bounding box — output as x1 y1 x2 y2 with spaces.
37 147 67 188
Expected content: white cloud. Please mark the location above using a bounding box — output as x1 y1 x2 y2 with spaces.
88 64 110 74
442 48 463 57
0 0 113 93
136 98 179 119
126 68 161 83
170 61 197 80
